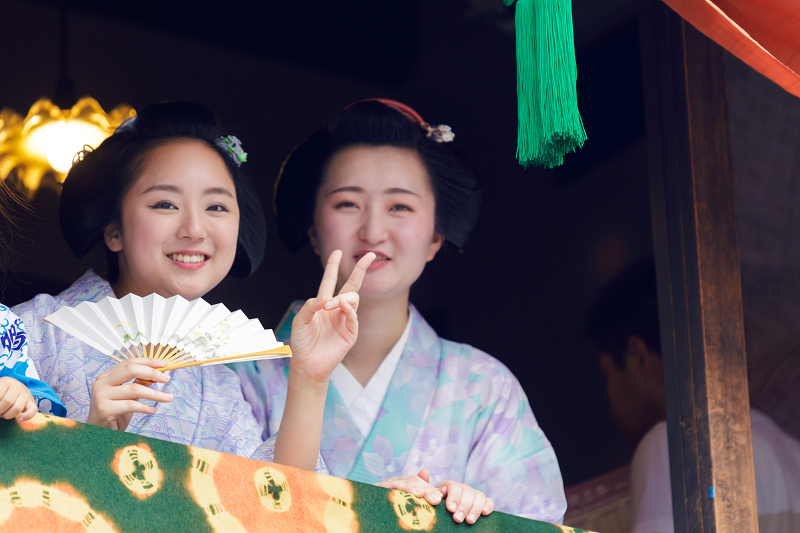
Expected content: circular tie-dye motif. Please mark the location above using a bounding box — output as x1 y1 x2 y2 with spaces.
18 413 77 431
254 467 291 513
389 490 436 531
112 444 162 500
0 479 118 532
316 475 357 533
186 448 247 531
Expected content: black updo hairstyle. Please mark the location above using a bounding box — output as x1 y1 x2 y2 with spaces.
274 100 482 253
60 101 266 282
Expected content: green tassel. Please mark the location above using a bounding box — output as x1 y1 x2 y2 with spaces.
507 0 586 168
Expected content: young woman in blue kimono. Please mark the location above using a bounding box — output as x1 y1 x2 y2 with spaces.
0 304 66 421
234 100 568 523
12 101 374 471
0 185 66 421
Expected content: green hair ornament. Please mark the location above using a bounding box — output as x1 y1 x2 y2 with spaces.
505 0 586 168
216 135 248 165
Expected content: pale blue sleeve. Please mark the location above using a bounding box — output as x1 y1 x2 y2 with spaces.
462 349 567 523
240 301 327 474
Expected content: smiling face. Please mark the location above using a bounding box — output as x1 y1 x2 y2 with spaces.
104 140 240 301
309 145 444 300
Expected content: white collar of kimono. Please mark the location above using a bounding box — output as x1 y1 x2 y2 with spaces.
331 307 413 438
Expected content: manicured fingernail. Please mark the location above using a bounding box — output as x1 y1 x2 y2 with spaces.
468 514 476 523
455 512 465 522
162 393 173 400
448 502 457 512
413 488 423 496
432 492 442 502
324 300 336 309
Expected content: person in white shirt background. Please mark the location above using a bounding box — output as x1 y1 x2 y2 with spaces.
586 258 800 533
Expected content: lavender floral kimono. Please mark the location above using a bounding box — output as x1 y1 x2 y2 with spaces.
235 302 567 522
12 270 324 470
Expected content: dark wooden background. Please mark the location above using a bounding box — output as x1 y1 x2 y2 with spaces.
1 0 665 486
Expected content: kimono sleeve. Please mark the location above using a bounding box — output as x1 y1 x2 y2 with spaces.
250 434 329 475
462 349 567 523
0 303 66 417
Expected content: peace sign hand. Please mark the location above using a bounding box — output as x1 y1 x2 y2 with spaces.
288 250 375 387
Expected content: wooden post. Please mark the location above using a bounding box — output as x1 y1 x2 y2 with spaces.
638 1 759 532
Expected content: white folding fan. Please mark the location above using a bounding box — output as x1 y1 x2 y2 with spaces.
44 293 291 372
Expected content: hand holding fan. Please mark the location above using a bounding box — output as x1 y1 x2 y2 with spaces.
45 293 291 372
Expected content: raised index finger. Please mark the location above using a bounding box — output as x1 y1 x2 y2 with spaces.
338 252 375 295
317 250 343 300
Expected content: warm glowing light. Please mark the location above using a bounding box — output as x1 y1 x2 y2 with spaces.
0 97 135 197
23 119 108 174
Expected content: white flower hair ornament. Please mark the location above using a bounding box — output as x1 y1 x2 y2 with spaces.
216 135 248 166
424 123 455 143
346 99 455 143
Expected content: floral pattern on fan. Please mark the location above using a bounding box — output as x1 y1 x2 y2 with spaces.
122 331 147 345
44 293 291 371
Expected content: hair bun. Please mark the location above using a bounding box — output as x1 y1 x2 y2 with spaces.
274 130 332 254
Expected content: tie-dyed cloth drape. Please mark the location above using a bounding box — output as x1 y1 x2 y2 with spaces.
0 414 590 533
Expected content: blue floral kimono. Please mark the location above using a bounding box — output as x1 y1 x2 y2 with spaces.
234 302 567 522
0 304 65 416
12 270 325 470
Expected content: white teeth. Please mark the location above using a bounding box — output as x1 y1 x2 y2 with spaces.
169 254 206 263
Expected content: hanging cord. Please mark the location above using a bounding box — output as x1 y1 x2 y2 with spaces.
54 2 75 109
505 0 586 168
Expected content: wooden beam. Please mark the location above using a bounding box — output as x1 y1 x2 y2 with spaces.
638 1 759 532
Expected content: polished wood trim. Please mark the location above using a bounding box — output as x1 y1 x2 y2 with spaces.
639 1 759 531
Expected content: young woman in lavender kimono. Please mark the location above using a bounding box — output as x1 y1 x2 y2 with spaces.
234 100 567 523
12 101 374 471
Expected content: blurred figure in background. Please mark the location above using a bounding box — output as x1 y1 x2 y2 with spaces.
586 258 800 533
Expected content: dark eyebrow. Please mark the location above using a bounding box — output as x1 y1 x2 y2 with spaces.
327 186 420 197
327 186 363 196
141 184 233 198
384 187 420 197
204 187 234 198
142 184 180 194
